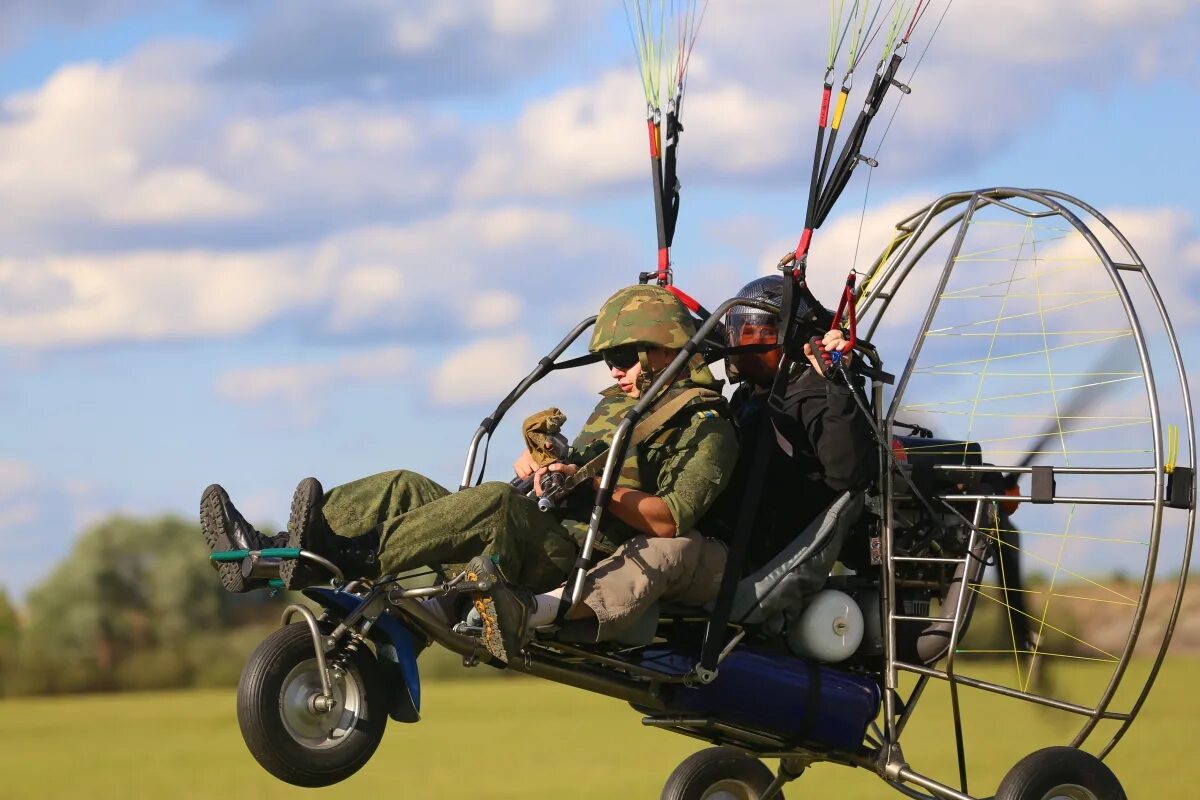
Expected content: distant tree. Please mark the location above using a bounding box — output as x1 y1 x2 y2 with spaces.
24 515 225 688
0 587 19 694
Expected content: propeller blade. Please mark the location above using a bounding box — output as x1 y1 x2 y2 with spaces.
1003 340 1130 488
995 512 1035 653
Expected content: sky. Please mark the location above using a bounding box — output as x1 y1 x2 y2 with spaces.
1 0 1198 601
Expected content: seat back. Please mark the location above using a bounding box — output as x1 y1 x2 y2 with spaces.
727 490 864 628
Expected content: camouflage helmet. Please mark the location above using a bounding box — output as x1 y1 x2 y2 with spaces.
588 284 696 353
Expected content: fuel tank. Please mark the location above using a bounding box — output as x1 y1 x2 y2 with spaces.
630 644 880 752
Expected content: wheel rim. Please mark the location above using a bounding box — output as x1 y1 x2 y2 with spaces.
279 658 364 749
1040 786 1098 800
701 779 761 800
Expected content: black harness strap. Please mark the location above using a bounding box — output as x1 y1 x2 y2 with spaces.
698 367 789 673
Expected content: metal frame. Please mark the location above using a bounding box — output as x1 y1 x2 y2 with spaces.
856 187 1195 798
266 188 1191 800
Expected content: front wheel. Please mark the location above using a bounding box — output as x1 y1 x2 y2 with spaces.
994 746 1126 800
661 747 783 800
237 622 387 787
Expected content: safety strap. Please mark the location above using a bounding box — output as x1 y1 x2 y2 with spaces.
561 387 718 495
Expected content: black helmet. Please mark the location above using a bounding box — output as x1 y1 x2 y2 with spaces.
724 275 834 384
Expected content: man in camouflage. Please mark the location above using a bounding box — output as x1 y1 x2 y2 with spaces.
199 284 738 663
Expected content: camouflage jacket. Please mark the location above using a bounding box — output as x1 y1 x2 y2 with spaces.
559 361 739 553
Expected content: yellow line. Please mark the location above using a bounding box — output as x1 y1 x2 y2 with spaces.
889 448 1151 455
940 261 1097 298
970 584 1139 605
909 411 1149 420
970 585 1120 662
1025 503 1074 692
954 234 1073 260
902 375 1141 408
953 257 1100 263
989 527 1149 547
939 291 1118 300
980 531 1137 604
925 330 1133 337
967 220 1074 232
927 294 1120 334
953 650 1118 663
913 371 1141 377
915 332 1132 370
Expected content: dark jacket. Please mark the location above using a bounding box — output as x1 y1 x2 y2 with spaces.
701 366 874 572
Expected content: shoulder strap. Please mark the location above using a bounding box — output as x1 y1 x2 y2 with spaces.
563 387 717 494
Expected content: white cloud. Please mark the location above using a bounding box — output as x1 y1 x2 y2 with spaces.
466 0 1199 200
105 166 261 223
0 43 462 249
0 248 313 347
216 346 413 427
0 206 626 349
433 334 534 407
213 1 602 96
466 290 523 331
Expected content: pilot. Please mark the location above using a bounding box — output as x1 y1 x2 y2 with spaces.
704 273 874 578
198 284 738 664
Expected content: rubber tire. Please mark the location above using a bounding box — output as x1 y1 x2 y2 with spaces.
994 747 1126 800
237 623 388 787
661 747 783 800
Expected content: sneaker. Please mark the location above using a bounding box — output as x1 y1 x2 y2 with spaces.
199 484 274 593
466 555 535 664
279 478 380 589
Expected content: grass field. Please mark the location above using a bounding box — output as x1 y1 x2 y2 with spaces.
1 657 1196 799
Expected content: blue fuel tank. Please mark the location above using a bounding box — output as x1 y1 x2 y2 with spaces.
632 644 880 752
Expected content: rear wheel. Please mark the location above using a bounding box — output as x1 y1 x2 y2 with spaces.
994 747 1126 800
661 747 783 800
237 622 387 787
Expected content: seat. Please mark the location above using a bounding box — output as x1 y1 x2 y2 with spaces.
556 491 865 647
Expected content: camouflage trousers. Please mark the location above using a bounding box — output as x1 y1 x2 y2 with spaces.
320 470 579 593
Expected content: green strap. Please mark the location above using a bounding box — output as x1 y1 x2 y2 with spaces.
209 547 301 562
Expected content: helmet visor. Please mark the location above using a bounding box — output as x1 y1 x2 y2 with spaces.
726 315 782 384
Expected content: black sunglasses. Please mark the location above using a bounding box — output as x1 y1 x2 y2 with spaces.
602 345 640 371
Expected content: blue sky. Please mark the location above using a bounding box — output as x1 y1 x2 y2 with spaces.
1 1 1198 600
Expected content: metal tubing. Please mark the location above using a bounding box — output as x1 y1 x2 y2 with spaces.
896 661 1128 719
1033 189 1196 758
641 716 790 750
567 296 771 613
931 465 1157 476
941 494 1154 507
298 550 345 583
281 604 333 700
881 192 983 750
894 767 975 800
542 641 691 684
520 655 665 709
459 315 597 489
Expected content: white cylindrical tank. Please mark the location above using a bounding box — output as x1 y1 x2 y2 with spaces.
787 589 865 663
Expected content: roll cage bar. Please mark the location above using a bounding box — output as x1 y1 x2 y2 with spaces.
457 294 890 682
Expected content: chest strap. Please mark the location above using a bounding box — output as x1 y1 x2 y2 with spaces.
562 387 718 495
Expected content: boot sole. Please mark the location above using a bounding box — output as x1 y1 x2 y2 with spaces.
466 557 530 664
279 477 323 590
471 589 511 663
200 484 249 593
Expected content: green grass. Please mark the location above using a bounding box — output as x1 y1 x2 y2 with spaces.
0 657 1196 799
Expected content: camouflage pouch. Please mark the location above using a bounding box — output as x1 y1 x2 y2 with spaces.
522 407 569 466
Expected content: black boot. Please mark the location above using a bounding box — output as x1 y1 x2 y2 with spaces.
279 478 381 589
199 484 277 593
